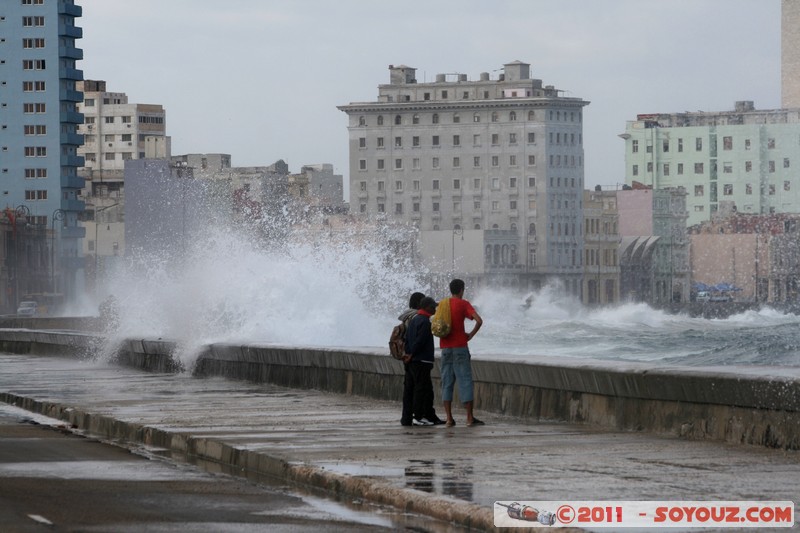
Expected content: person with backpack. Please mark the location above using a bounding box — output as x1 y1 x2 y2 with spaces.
439 279 484 427
404 296 442 426
397 292 424 426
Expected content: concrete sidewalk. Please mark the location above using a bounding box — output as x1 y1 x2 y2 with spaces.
2 352 799 531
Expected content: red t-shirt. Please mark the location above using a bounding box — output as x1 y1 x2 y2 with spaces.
440 297 476 349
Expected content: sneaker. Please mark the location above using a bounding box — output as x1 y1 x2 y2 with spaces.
467 418 485 427
430 418 446 425
412 418 435 426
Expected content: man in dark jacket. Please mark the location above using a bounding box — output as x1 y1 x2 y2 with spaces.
399 292 424 426
404 296 441 426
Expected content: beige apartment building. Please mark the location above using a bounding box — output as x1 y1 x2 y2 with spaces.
339 61 590 292
76 80 168 286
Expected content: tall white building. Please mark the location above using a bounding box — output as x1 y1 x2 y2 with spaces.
339 61 589 292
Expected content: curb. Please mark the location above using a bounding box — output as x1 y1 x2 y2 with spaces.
0 391 495 531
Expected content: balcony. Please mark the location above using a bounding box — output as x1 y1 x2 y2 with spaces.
60 175 85 189
60 154 85 167
58 1 82 16
60 132 84 146
59 87 83 102
58 22 83 38
60 198 85 212
60 110 83 124
59 45 83 60
58 66 84 81
60 226 86 240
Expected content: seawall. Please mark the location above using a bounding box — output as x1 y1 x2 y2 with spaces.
1 328 798 450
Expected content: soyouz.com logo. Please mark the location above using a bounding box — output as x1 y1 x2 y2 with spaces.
493 500 795 528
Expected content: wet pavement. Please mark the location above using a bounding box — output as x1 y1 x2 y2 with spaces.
1 352 799 531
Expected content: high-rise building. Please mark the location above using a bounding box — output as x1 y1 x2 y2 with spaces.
339 61 589 292
582 189 621 305
782 0 800 109
620 102 800 227
0 0 86 309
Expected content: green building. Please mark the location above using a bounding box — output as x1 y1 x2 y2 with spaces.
620 101 800 227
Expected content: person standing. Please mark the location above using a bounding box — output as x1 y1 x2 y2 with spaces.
399 292 424 426
404 296 440 426
439 279 484 427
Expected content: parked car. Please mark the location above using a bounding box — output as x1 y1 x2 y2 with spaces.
16 301 38 316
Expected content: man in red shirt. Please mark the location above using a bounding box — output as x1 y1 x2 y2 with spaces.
439 278 484 427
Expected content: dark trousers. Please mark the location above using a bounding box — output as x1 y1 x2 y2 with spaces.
409 361 434 421
401 362 414 424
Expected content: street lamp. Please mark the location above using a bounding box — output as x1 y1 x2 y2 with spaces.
51 209 66 294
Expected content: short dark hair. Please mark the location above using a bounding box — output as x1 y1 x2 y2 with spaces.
449 279 465 295
409 292 425 309
419 296 437 311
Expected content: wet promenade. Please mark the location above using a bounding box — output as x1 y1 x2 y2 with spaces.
1 351 799 530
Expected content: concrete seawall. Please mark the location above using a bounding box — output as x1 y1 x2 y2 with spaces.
1 329 799 450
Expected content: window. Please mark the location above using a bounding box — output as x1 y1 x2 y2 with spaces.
473 113 480 122
768 138 776 149
452 135 460 146
745 139 751 150
509 111 517 121
395 136 402 148
473 178 481 189
694 205 705 212
413 202 420 212
433 201 440 212
441 90 448 99
509 133 517 145
491 155 499 167
528 132 535 144
694 185 704 196
528 110 535 121
745 161 752 172
432 179 440 190
453 113 460 123
359 159 366 170
632 165 639 176
121 134 132 142
432 157 439 169
785 181 791 192
474 200 481 209
677 163 684 175
509 177 517 188
394 115 402 125
473 156 480 168
492 178 500 190
491 112 498 122
412 114 419 125
395 158 403 169
632 140 639 153
377 181 385 191
510 200 517 210
785 158 790 168
663 163 670 176
377 137 384 148
359 137 366 148
492 201 500 211
769 184 776 195
473 134 480 146
453 179 460 190
360 204 366 213
377 115 384 125
724 184 733 195
395 180 403 191
412 136 420 147
678 138 683 152
377 203 385 212
452 157 460 168
647 162 653 172
105 116 114 124
358 116 366 126
413 180 420 190
696 137 702 151
491 133 499 145
746 183 753 195
432 135 440 147
412 158 420 170
723 136 733 150
646 144 652 153
509 155 517 166
528 177 535 187
377 159 385 170
769 161 775 173
121 115 132 123
22 16 45 27
359 181 366 192
432 113 439 124
694 163 704 174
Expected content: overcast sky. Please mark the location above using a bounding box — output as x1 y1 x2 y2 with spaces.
78 0 781 189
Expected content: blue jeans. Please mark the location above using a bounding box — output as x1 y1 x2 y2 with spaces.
440 347 473 403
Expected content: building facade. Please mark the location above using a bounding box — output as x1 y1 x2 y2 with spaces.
0 0 86 310
618 187 690 304
582 189 621 305
76 80 167 289
339 61 589 292
621 102 800 227
783 0 800 109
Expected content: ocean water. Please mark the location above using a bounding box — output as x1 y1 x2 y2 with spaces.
99 226 800 369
